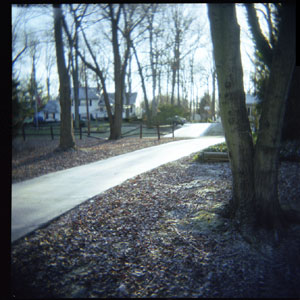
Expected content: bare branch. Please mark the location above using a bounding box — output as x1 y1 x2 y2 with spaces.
12 43 27 66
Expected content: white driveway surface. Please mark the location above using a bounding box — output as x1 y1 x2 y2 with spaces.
11 136 224 242
165 123 212 138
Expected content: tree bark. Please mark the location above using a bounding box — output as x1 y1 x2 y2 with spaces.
208 3 296 231
170 60 177 106
84 62 90 136
53 4 75 150
111 7 123 140
125 50 132 120
131 42 152 126
254 3 295 228
72 36 80 129
245 4 273 69
109 4 131 140
61 10 80 129
208 4 256 226
211 69 216 121
148 9 156 116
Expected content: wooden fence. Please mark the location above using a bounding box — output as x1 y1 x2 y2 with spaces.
19 122 176 141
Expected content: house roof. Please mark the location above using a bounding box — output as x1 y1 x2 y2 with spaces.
99 92 137 105
71 87 99 100
42 100 60 113
246 94 260 105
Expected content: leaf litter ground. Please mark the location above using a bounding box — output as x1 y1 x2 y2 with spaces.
11 139 300 298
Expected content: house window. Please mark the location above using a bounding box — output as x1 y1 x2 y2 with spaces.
52 113 55 119
90 99 92 106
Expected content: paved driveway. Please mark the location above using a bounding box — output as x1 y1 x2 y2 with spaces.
165 122 224 138
11 136 224 242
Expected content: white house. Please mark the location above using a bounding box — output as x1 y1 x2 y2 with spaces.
98 92 138 119
42 100 61 121
71 87 101 120
43 87 100 122
245 93 260 121
42 89 138 122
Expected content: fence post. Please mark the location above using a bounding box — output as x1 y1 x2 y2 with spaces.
140 122 143 139
50 126 54 140
22 124 26 141
157 124 160 140
172 122 175 139
79 124 82 140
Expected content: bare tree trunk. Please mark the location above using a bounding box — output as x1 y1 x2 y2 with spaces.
110 5 123 140
72 42 80 129
131 42 152 126
148 8 157 116
53 4 75 150
61 11 80 129
46 77 50 102
30 51 38 128
125 50 132 120
166 64 170 104
254 3 295 228
211 69 216 121
209 3 296 232
208 4 256 226
84 61 90 136
177 60 180 106
158 69 162 107
170 61 176 106
170 8 181 106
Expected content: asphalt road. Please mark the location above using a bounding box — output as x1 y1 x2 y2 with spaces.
12 129 224 243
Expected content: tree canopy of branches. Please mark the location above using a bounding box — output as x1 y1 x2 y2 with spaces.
12 4 217 138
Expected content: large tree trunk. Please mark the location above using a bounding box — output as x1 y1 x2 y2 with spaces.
111 13 123 140
109 4 130 140
53 4 75 150
208 3 296 231
254 4 295 228
208 4 256 226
